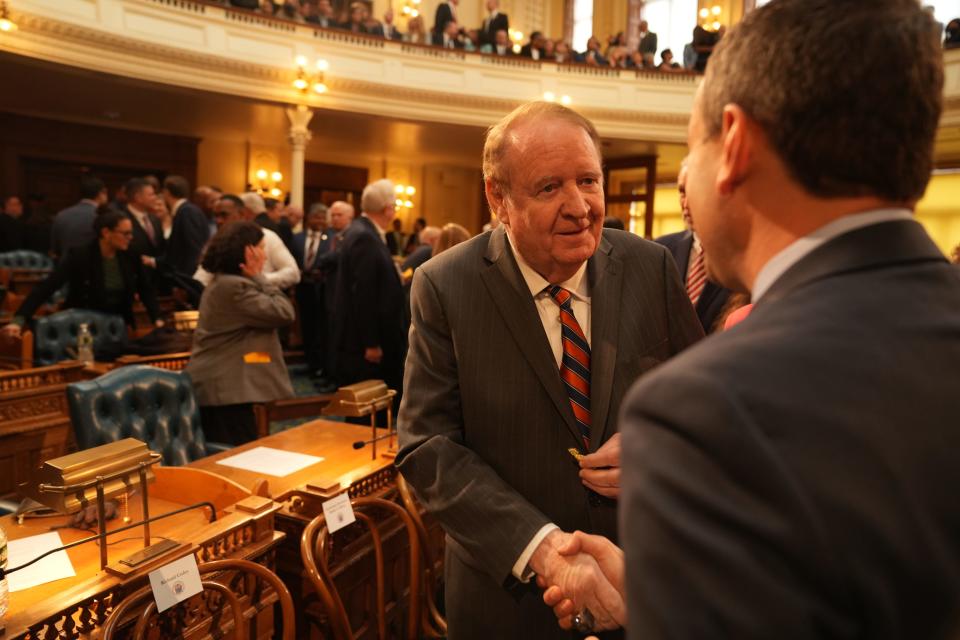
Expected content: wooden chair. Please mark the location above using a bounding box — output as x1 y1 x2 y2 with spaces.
301 497 421 640
396 474 447 637
0 328 33 370
252 394 335 439
102 558 296 639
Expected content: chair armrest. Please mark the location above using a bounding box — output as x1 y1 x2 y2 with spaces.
206 441 233 455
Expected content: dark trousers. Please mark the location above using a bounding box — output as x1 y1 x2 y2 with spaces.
200 403 258 446
296 281 326 374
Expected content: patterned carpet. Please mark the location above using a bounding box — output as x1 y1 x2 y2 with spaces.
268 363 344 434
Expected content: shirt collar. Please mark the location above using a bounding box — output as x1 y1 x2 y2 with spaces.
172 198 187 215
751 207 913 302
505 229 590 301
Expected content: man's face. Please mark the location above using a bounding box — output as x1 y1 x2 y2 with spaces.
384 8 393 23
639 20 648 33
495 29 508 46
329 204 353 231
318 0 332 16
493 118 604 281
486 0 497 11
4 197 23 218
445 21 459 37
678 166 692 229
684 87 743 288
131 186 155 210
533 34 546 48
306 211 325 231
214 200 243 228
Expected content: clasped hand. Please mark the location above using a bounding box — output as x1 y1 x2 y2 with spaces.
531 530 625 632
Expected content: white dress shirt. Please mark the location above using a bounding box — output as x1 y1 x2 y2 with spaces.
505 231 592 581
687 233 702 279
751 208 913 302
194 227 300 289
303 229 323 269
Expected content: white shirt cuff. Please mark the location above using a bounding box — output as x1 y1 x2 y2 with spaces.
511 523 559 582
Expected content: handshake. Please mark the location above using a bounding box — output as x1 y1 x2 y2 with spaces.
531 529 625 633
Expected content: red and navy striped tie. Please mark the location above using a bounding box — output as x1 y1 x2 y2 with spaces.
548 285 591 451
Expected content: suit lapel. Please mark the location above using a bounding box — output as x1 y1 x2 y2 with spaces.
675 230 693 280
586 235 621 450
479 228 582 446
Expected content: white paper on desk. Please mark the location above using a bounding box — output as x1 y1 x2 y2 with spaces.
215 446 324 477
6 531 76 592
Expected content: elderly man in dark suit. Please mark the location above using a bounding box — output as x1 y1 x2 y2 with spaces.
329 180 405 398
539 1 960 637
479 0 509 47
656 162 730 333
397 101 702 639
51 175 108 261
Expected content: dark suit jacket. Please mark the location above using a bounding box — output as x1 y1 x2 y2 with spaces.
124 207 165 259
657 229 731 333
433 1 455 37
621 219 960 640
51 200 97 259
397 227 703 639
480 11 509 46
162 201 209 276
520 43 544 58
330 216 405 390
431 32 463 48
14 240 159 327
0 214 24 252
368 23 403 40
638 31 658 55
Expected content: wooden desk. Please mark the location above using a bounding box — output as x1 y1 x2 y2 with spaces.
3 466 284 640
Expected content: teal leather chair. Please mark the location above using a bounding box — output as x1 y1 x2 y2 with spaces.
34 309 126 365
66 365 228 465
0 250 54 270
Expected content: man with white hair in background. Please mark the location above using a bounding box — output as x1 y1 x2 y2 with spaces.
329 180 405 401
192 192 300 289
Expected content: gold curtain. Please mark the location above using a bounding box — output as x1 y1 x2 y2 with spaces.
592 0 628 42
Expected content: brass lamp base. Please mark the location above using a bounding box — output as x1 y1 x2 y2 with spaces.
105 539 188 577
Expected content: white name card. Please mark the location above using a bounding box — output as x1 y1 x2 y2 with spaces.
149 554 203 613
322 492 357 534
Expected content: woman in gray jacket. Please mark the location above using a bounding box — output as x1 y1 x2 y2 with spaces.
186 221 295 445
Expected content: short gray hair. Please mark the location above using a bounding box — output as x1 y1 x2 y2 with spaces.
361 179 396 214
240 192 266 214
309 202 328 216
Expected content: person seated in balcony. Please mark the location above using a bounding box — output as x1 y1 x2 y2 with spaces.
1 209 162 340
307 0 339 28
405 15 428 44
275 0 304 22
608 46 632 69
520 31 546 59
256 0 276 17
486 28 513 55
368 8 402 40
542 38 556 60
479 0 509 48
605 31 626 57
345 1 369 33
946 19 960 48
433 0 458 42
575 36 607 65
658 48 684 72
554 40 573 63
433 20 464 49
186 221 295 445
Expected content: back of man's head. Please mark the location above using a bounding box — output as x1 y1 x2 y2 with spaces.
163 175 191 199
361 179 396 215
241 192 267 215
80 175 106 201
702 0 943 204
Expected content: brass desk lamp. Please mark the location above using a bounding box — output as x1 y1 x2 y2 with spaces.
322 380 397 460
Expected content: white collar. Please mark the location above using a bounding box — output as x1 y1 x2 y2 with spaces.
505 229 589 301
361 213 387 243
751 208 913 302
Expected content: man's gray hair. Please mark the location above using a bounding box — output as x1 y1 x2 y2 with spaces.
309 202 328 216
241 192 266 214
361 179 396 214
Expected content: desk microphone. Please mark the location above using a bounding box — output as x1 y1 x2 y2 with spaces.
352 432 394 449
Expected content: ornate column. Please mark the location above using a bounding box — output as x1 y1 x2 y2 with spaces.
285 104 314 208
626 0 645 51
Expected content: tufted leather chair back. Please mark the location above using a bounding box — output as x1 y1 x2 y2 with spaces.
34 309 127 365
66 365 209 465
0 250 55 270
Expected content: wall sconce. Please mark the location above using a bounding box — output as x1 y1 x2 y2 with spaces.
543 92 572 105
394 183 416 211
509 29 523 54
294 55 329 95
0 1 18 33
400 0 422 19
255 168 283 198
699 5 723 31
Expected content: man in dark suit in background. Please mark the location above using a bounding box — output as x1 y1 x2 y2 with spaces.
291 204 329 378
122 177 165 263
330 181 405 398
539 1 960 637
145 175 210 279
656 162 730 333
433 0 458 40
397 101 702 640
637 20 657 66
51 175 108 261
479 0 509 47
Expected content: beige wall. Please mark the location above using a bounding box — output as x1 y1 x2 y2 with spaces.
197 139 247 194
593 0 628 42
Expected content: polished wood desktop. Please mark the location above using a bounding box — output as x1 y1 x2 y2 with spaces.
2 466 284 640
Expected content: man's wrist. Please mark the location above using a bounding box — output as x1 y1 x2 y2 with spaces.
528 528 564 577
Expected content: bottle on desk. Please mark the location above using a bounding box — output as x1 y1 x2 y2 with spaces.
77 323 94 364
1 521 8 633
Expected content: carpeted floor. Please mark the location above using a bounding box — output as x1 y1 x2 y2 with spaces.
267 363 344 434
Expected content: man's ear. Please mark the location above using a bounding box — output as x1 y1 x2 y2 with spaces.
485 179 509 225
716 104 754 196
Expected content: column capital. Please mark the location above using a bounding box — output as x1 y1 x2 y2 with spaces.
286 104 314 148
